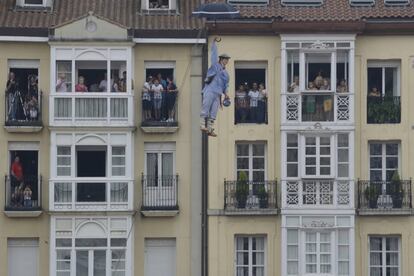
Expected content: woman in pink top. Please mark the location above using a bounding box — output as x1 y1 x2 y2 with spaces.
75 76 88 92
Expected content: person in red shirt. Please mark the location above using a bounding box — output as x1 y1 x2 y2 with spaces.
11 156 23 187
75 76 88 92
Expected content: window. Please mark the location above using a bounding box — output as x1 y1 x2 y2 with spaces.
304 136 332 177
144 239 176 276
228 0 269 4
8 239 39 276
367 62 400 97
349 0 375 5
143 0 177 10
112 146 126 176
287 230 299 275
369 142 399 181
286 134 299 177
234 62 267 124
235 236 265 276
236 143 266 182
281 0 323 6
57 146 71 176
384 0 409 5
337 134 350 178
369 236 400 276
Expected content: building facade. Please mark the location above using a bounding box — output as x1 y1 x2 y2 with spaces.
0 1 204 276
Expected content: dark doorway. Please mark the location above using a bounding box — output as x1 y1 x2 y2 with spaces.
235 68 266 90
76 147 106 177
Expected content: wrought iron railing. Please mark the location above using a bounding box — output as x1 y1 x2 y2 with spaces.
367 96 401 124
358 180 412 211
5 91 42 127
224 180 277 211
141 91 178 127
234 97 268 124
141 174 179 210
5 175 41 211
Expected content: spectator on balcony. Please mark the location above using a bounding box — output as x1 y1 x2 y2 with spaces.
23 185 32 208
165 76 177 122
119 71 127 92
75 76 88 92
314 71 324 89
11 156 24 189
28 75 38 98
308 82 317 91
337 79 348 93
320 78 331 90
258 83 267 124
235 84 248 123
152 78 164 121
156 73 167 89
56 73 68 92
369 86 381 97
142 76 153 121
99 73 109 92
248 82 260 123
6 72 19 121
111 75 120 93
28 96 39 121
288 76 300 93
11 183 24 207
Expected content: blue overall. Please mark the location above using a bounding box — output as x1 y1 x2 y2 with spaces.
200 62 229 120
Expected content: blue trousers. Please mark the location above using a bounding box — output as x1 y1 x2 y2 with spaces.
200 92 220 120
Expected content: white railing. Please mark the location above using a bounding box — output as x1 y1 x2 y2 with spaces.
282 179 354 209
50 93 134 126
282 93 353 124
50 179 133 211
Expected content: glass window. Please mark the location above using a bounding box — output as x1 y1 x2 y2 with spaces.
56 61 72 92
305 53 332 91
336 50 349 93
235 236 265 276
236 143 266 182
287 230 299 275
369 236 400 276
112 146 126 176
287 50 300 93
149 0 170 9
337 134 350 178
304 136 332 177
145 149 175 187
305 232 332 274
286 134 298 177
57 146 71 176
367 63 400 97
25 0 43 5
369 142 399 181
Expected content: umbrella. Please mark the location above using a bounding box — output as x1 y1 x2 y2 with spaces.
192 3 240 20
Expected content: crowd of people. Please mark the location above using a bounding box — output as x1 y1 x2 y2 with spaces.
9 156 33 208
142 73 178 122
235 82 267 124
288 72 349 93
56 71 129 93
6 72 40 122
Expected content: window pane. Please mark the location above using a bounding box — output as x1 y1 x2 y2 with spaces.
287 164 298 177
253 158 265 169
370 144 382 155
370 237 383 250
253 144 265 156
287 149 298 162
370 157 382 169
162 153 173 176
237 144 249 156
338 134 349 147
76 251 88 276
368 67 382 95
305 53 332 90
287 134 298 147
384 67 398 97
237 158 249 170
94 250 106 276
386 144 398 155
338 149 349 162
386 237 399 251
75 239 107 247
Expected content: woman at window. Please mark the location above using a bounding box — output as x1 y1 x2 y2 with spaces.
75 76 88 93
258 83 267 124
248 82 260 123
337 79 348 93
165 76 178 122
235 84 248 123
288 76 299 93
142 76 153 121
151 78 164 121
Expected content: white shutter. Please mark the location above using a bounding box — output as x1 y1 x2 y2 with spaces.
144 239 176 276
8 239 39 276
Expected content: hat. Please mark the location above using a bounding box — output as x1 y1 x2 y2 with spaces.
223 98 231 107
219 53 231 59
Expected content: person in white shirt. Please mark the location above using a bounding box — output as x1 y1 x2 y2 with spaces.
248 82 260 122
56 73 68 92
99 73 108 92
288 76 299 93
151 78 164 121
142 76 153 121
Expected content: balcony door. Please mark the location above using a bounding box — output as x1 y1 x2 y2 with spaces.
145 144 176 207
236 143 266 195
369 142 399 182
76 249 106 276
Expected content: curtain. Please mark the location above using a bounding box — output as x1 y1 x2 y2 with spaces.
55 98 72 118
110 183 128 203
162 153 173 187
54 183 72 203
76 98 107 118
111 98 128 118
146 153 158 187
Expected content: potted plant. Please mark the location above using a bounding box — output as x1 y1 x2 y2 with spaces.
257 185 268 208
236 171 249 209
364 184 380 209
390 171 404 208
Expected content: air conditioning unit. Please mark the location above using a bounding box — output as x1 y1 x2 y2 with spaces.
228 0 269 5
281 0 323 6
349 0 375 6
384 0 410 5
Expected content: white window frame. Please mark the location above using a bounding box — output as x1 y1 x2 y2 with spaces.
368 142 400 181
368 236 401 276
303 231 334 275
21 0 45 7
234 236 266 276
144 61 176 81
235 142 267 182
367 61 401 97
228 0 269 5
143 0 177 10
300 50 336 93
144 143 176 178
301 135 334 178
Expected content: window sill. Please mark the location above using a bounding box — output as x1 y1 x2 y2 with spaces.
4 210 42 218
141 210 179 217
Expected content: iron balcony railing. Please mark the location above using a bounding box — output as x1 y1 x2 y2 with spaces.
367 96 401 124
234 97 268 124
224 180 277 211
5 90 42 127
141 174 179 211
141 91 178 127
5 175 42 211
358 180 412 211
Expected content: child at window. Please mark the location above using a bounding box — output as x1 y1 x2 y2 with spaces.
75 76 88 92
369 87 381 97
337 79 348 93
320 78 331 90
308 82 317 91
28 96 39 121
142 76 152 121
23 185 32 208
151 78 164 121
165 76 178 123
248 82 260 123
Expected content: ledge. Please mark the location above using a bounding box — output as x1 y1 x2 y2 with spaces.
141 210 179 217
4 125 43 133
208 208 279 216
358 208 412 216
4 210 42 218
140 126 179 134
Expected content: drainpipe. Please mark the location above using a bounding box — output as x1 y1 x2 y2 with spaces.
201 42 209 276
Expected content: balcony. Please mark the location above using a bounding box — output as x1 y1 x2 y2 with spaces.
367 96 401 124
141 175 179 216
4 175 42 217
50 179 133 212
4 91 43 132
283 93 353 123
234 97 268 124
50 93 134 127
140 92 179 133
282 180 353 209
358 180 412 215
224 180 277 215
